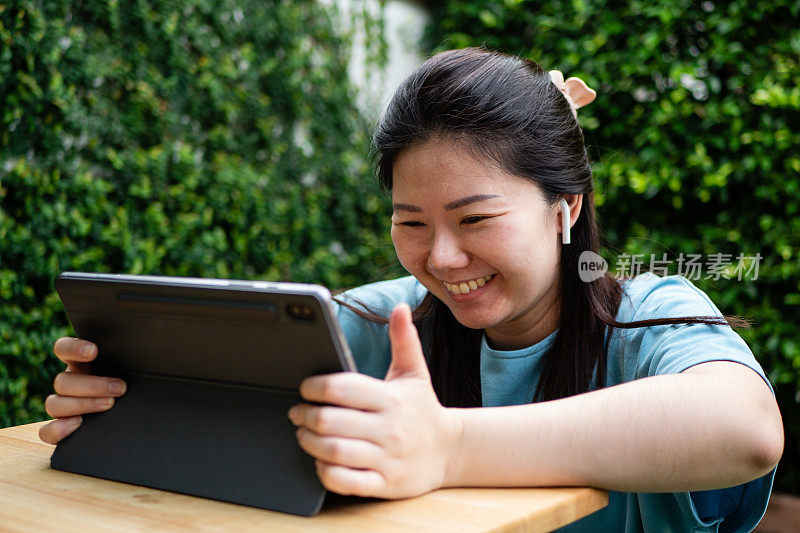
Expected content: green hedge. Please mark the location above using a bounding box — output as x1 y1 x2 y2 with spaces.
425 0 800 492
2 0 799 494
0 1 399 425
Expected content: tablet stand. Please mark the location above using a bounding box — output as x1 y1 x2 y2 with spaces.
51 372 326 516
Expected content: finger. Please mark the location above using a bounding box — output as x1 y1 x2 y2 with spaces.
53 337 98 365
316 460 386 498
38 416 82 445
288 404 382 441
45 394 116 418
296 428 383 470
389 303 423 355
386 303 429 381
53 372 127 398
299 372 394 411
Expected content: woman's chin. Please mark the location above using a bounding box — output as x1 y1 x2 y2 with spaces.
448 309 500 331
419 281 504 329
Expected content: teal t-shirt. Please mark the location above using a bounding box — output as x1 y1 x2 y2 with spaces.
334 273 775 532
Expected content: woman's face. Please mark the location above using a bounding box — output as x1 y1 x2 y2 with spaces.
390 139 566 349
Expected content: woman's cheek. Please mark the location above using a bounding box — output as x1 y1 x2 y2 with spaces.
391 229 428 273
468 226 511 259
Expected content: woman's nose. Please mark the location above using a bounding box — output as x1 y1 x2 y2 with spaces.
426 231 470 272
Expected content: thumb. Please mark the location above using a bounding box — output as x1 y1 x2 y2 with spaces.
385 303 430 382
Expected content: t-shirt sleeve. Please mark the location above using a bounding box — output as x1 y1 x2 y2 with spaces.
613 273 776 531
334 276 428 380
618 274 769 386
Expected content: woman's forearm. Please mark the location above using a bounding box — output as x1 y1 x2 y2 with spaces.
445 362 783 492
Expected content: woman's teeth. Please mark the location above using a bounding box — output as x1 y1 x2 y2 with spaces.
443 275 493 295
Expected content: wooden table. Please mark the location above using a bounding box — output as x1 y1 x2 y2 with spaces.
0 422 607 532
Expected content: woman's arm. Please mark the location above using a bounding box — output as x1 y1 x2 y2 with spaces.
447 360 783 492
289 304 783 498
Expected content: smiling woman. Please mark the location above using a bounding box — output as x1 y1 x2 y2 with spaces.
330 48 782 530
40 48 783 532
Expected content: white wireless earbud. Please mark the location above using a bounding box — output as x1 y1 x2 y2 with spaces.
559 197 571 245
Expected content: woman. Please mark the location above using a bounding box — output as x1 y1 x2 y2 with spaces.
40 48 783 531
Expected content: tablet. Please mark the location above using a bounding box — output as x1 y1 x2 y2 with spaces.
50 271 358 516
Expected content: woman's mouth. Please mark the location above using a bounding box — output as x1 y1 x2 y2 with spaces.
442 274 494 296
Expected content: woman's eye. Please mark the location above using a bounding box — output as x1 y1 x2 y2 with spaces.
461 216 488 225
399 221 425 227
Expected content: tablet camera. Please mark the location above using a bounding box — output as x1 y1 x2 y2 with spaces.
286 303 315 322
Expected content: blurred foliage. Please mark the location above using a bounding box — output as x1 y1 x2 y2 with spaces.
2 0 799 496
0 1 400 427
426 0 800 492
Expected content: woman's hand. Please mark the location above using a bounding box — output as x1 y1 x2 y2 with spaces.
38 338 127 445
288 303 463 499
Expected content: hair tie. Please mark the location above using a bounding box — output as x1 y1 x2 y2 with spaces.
548 70 597 119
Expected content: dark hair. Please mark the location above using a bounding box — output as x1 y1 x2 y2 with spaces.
342 48 749 407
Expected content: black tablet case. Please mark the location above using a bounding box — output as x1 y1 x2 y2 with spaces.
51 273 354 516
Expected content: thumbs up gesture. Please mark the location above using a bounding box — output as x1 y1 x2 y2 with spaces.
288 303 463 499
